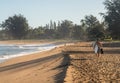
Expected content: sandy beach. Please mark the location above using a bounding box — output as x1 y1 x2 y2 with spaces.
0 40 120 83
0 40 69 83
0 46 68 83
64 42 120 83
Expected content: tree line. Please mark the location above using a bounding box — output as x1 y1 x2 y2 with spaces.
0 15 105 40
0 0 120 40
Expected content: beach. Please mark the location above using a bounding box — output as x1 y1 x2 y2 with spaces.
64 42 120 83
0 40 120 83
0 44 67 83
0 40 70 83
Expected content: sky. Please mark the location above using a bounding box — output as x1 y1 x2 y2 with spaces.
0 0 106 28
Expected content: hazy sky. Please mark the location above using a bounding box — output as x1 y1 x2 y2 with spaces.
0 0 105 27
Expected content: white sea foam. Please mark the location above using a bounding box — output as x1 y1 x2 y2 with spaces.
0 43 60 63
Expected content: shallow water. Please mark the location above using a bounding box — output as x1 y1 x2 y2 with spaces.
0 44 57 63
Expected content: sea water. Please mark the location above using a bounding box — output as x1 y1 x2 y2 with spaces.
0 44 57 63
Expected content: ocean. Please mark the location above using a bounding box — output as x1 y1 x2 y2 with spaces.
0 43 57 63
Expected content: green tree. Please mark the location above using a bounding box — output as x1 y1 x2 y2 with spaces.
1 14 29 39
81 15 99 29
57 20 73 39
104 0 120 39
72 25 85 40
88 24 105 39
81 15 105 40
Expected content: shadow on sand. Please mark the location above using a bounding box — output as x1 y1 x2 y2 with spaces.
103 42 120 47
0 52 70 83
104 49 120 54
0 53 63 72
53 53 70 83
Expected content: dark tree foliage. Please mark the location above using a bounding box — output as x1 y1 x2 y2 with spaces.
1 14 29 39
88 24 105 40
81 15 105 40
72 25 85 39
57 20 73 39
104 0 120 39
84 15 99 28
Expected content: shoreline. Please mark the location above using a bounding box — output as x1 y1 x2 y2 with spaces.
0 44 55 63
0 40 67 64
0 40 53 44
0 45 69 83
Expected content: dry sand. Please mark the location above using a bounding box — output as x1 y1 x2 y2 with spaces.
64 42 120 83
0 40 55 45
0 41 120 83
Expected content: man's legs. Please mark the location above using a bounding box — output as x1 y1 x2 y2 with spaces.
97 47 100 57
